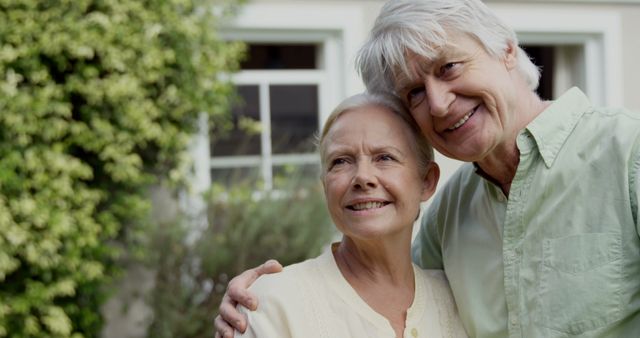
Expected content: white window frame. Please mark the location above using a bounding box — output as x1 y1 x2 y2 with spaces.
212 68 326 190
191 3 367 193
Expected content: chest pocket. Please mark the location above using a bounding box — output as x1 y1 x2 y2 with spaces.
536 233 623 335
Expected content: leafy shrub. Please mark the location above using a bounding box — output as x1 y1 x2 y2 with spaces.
0 0 244 336
146 170 336 338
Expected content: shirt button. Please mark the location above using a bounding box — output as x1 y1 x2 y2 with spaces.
510 317 518 325
411 328 418 337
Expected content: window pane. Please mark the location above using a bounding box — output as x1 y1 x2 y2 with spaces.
210 167 261 186
522 45 555 100
241 44 317 70
211 85 261 156
270 85 318 154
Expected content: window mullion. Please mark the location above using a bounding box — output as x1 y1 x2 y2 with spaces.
259 82 273 190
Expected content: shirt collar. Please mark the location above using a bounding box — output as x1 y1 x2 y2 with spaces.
525 87 592 168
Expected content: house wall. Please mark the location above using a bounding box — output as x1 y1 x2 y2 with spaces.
620 6 640 110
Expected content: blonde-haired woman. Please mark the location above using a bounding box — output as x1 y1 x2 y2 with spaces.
234 93 467 338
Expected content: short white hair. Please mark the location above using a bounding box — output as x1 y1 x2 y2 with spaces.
356 0 540 96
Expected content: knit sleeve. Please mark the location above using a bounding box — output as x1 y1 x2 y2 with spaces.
233 274 297 338
235 304 289 338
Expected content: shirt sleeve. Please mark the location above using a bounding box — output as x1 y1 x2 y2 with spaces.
233 273 298 338
412 199 444 269
632 137 640 237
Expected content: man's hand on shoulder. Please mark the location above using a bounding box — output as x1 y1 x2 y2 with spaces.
214 260 283 338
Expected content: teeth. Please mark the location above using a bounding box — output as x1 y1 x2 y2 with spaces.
448 108 475 131
351 201 384 210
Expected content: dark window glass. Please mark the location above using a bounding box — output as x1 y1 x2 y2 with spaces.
521 45 555 100
211 85 261 156
241 44 317 70
270 85 319 154
210 167 261 186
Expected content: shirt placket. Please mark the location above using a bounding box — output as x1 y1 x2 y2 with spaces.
503 133 535 338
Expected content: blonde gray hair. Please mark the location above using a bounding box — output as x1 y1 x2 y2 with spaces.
318 92 434 176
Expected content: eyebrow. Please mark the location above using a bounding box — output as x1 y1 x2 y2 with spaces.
324 144 407 158
377 145 407 157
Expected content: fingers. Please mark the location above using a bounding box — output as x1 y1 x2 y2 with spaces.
255 259 283 275
227 260 283 310
215 260 284 336
218 293 247 332
214 313 237 338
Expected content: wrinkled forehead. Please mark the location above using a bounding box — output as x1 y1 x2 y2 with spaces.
391 45 447 95
391 52 433 94
388 31 469 93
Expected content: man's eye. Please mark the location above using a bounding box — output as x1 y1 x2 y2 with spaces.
378 154 395 162
439 62 459 76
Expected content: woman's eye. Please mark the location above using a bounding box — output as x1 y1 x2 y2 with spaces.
330 158 347 168
407 87 426 107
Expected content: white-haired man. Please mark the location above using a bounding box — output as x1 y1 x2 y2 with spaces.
215 1 640 337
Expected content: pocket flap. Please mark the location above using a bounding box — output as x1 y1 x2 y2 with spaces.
543 233 620 274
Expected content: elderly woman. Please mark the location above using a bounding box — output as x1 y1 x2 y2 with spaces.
234 93 467 338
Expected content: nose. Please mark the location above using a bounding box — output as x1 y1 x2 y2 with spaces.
352 161 377 190
425 78 454 117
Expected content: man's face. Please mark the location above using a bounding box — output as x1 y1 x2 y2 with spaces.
394 33 519 162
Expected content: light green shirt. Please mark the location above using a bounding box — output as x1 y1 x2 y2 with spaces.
412 88 640 338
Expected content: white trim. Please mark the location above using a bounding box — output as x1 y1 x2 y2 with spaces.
211 155 262 168
231 71 326 84
258 82 273 190
494 7 622 106
210 154 319 169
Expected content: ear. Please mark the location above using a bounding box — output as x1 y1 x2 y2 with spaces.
503 41 518 70
420 162 440 202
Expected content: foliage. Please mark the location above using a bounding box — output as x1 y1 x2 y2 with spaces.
0 0 244 336
146 170 336 338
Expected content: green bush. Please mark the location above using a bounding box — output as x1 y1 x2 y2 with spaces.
146 170 336 338
0 0 244 336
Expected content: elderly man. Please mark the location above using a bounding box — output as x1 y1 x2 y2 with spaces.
215 0 640 337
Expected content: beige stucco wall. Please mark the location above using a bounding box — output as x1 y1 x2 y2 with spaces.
620 6 640 111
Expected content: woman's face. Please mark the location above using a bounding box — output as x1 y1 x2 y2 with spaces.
321 104 437 240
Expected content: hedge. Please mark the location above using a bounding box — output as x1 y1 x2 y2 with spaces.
0 0 244 336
